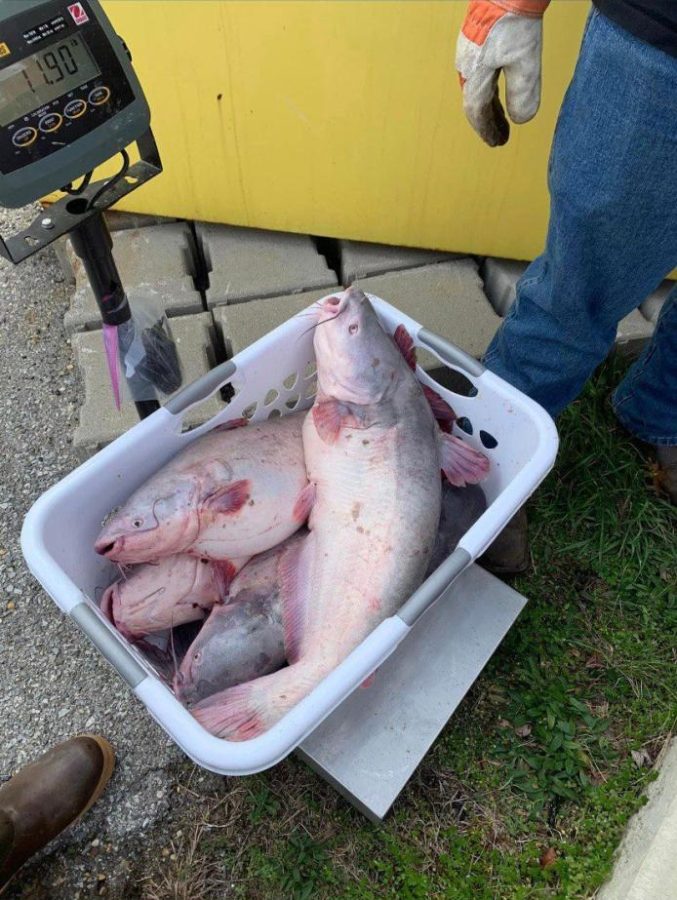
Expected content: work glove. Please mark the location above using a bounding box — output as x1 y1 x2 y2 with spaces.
456 0 549 147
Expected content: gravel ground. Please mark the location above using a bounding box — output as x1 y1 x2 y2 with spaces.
0 206 215 899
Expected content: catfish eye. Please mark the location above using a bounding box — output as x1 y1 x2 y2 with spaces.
193 651 202 663
349 322 359 335
132 518 143 528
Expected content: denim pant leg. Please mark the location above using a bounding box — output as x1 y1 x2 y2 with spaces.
483 10 677 424
613 286 677 445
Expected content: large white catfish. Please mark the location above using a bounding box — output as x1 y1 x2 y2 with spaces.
95 413 313 565
194 288 489 740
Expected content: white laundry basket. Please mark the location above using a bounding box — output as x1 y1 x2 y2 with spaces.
21 294 558 775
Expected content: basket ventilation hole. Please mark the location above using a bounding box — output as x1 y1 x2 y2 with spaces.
264 389 279 406
285 393 301 410
427 367 477 398
305 378 318 400
304 360 317 379
283 373 298 390
242 402 258 420
268 409 282 420
456 417 473 435
479 430 498 449
220 383 236 404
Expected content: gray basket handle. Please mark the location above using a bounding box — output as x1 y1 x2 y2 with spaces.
70 602 146 688
418 328 484 379
397 547 471 625
165 360 237 416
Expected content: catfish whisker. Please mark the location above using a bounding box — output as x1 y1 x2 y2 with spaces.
296 307 347 342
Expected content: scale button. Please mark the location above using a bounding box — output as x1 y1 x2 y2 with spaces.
38 112 63 133
64 98 87 119
88 86 111 106
11 126 38 148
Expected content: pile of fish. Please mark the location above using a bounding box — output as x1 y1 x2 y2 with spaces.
95 288 490 741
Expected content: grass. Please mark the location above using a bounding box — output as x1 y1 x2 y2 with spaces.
139 355 675 900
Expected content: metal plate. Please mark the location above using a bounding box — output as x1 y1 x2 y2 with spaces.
297 564 526 822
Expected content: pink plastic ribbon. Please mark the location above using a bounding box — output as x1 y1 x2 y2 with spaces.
102 323 121 411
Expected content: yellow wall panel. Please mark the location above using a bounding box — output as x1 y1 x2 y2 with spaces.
93 0 591 259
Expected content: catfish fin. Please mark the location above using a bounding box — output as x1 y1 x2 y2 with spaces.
202 479 251 514
293 483 316 523
439 432 490 486
312 400 360 444
278 533 314 664
422 385 456 433
393 324 417 371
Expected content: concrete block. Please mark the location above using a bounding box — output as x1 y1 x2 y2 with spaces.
480 257 529 316
52 236 76 286
640 279 673 324
339 240 463 284
356 260 502 362
104 211 180 232
73 312 223 454
616 309 654 357
598 739 677 900
201 224 337 307
64 223 202 333
213 288 331 358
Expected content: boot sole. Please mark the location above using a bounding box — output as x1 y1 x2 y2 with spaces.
0 735 115 897
70 734 116 825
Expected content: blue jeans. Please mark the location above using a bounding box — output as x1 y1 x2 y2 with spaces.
483 9 677 446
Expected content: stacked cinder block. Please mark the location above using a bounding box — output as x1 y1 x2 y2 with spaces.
66 215 670 455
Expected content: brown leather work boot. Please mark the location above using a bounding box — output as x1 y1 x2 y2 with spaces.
655 446 677 505
0 735 114 895
480 506 529 576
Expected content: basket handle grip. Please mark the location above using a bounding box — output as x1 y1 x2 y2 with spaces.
417 328 485 379
165 360 237 416
70 602 147 688
397 547 471 625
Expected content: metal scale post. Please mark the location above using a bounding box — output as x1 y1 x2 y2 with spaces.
0 0 178 417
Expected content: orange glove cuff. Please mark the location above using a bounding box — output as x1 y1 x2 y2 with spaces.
462 0 549 47
492 0 550 16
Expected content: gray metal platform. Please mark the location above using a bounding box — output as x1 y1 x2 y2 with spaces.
297 564 526 821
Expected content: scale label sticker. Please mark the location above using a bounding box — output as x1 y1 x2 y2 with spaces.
0 42 10 58
67 3 89 26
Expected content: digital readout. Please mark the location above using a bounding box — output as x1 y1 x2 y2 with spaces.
0 34 100 127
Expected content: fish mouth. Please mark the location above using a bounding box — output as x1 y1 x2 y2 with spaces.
318 287 367 322
173 669 196 706
100 581 142 640
95 535 125 558
317 294 345 322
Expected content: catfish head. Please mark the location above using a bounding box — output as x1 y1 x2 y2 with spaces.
313 287 405 406
95 477 200 563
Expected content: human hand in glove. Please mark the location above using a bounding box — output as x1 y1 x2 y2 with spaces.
456 0 549 146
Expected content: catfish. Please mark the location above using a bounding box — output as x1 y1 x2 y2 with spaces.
173 534 306 706
193 288 489 740
95 413 313 565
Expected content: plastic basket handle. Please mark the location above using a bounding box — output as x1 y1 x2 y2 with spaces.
397 547 471 625
70 602 147 688
165 360 237 416
417 328 485 379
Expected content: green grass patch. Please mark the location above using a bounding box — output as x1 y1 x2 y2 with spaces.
140 356 675 900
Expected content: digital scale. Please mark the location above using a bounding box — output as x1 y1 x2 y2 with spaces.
0 0 178 416
3 0 533 824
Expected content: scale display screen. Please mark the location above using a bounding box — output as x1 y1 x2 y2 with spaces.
0 34 100 127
